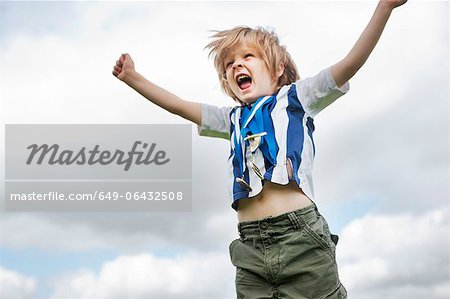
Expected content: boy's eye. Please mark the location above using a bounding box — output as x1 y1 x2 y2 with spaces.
225 61 234 68
244 53 254 58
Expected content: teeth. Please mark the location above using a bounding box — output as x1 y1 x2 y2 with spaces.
236 74 250 83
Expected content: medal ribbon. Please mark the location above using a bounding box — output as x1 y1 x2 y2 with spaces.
233 95 278 180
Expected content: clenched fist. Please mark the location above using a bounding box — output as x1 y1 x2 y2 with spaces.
112 53 135 82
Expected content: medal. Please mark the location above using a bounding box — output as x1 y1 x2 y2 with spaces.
250 160 264 180
244 132 266 180
236 176 252 191
244 132 267 152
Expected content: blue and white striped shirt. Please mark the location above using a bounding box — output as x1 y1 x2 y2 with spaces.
198 67 349 211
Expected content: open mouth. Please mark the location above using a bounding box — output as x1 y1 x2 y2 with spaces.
236 74 252 90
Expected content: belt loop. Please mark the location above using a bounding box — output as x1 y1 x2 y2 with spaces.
310 199 319 211
287 212 303 230
237 223 244 239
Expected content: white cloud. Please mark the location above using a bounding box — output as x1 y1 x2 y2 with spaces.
0 267 36 299
313 53 449 212
0 208 237 253
49 252 235 299
0 214 114 251
338 208 450 299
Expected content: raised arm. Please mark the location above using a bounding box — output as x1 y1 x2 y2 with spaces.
112 53 202 126
331 0 407 88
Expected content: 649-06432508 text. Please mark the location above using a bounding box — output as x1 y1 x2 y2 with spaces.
9 191 184 201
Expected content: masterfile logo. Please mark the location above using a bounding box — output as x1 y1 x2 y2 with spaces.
26 141 170 171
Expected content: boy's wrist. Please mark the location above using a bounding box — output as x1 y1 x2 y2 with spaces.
122 69 140 85
379 0 406 12
378 1 395 12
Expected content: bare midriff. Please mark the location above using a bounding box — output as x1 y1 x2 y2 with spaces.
236 181 313 223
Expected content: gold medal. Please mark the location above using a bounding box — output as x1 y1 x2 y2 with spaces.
244 132 267 152
251 161 264 180
236 176 252 191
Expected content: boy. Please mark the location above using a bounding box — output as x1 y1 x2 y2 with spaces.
113 1 407 298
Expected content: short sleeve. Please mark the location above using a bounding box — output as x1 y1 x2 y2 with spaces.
295 67 350 117
197 103 233 140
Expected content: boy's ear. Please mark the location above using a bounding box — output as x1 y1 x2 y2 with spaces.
276 63 285 79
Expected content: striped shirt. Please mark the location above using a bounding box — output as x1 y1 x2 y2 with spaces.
198 67 349 211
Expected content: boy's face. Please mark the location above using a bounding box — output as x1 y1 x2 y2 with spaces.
224 44 280 104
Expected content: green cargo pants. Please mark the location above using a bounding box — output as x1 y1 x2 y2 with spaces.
229 203 347 299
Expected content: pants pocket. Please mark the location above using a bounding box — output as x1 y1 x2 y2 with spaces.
228 238 240 262
303 213 334 254
280 216 342 299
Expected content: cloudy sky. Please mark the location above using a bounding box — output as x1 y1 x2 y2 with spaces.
0 1 448 298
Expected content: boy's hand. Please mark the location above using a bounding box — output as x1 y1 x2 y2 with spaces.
380 0 407 10
112 53 135 82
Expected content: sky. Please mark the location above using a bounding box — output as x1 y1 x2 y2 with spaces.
0 1 449 299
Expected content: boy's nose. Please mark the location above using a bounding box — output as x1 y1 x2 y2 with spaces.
233 60 244 69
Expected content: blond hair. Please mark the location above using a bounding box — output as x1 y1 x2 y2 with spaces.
205 26 299 102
